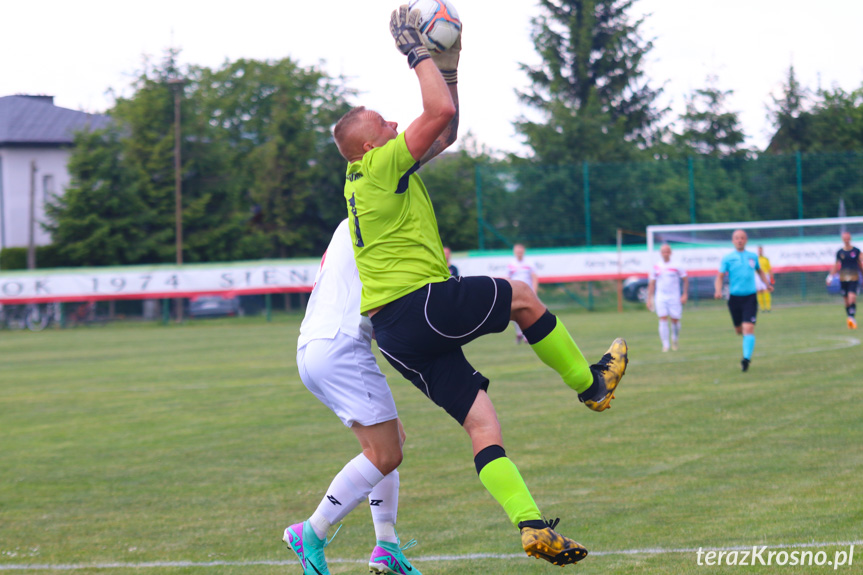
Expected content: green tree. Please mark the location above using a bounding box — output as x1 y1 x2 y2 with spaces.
765 65 813 154
763 75 863 218
418 132 492 251
806 87 863 152
47 51 353 265
196 58 354 258
766 70 863 154
675 76 747 158
44 128 153 266
47 50 254 266
517 0 664 163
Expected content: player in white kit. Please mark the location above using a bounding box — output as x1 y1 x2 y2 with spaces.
286 219 422 575
647 244 688 352
507 244 539 344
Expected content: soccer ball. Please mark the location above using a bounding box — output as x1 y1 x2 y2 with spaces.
408 0 462 54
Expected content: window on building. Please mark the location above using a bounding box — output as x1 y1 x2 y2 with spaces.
43 174 55 199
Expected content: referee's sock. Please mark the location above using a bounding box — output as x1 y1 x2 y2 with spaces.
522 311 592 394
742 334 755 361
475 445 542 527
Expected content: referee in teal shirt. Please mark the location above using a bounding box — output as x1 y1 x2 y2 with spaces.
715 230 774 371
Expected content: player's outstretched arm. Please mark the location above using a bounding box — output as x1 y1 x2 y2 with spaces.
714 273 725 299
390 5 455 162
417 35 462 165
758 269 773 292
418 83 459 165
404 62 456 162
827 259 841 283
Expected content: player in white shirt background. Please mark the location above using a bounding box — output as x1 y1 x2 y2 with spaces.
647 244 689 352
507 243 540 343
287 219 422 575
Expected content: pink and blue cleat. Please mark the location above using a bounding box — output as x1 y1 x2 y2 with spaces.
283 521 337 575
368 537 422 575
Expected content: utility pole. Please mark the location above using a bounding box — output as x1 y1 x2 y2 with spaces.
168 77 186 322
27 160 37 269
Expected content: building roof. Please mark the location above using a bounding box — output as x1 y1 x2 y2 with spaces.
0 95 111 146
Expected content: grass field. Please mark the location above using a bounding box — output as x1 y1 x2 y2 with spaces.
1 302 861 574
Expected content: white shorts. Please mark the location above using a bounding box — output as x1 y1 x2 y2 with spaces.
655 298 683 320
755 276 768 291
296 332 398 428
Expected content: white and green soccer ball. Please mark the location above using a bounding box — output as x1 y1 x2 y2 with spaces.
408 0 462 53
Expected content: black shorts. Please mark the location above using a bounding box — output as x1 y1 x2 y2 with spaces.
371 276 513 424
840 280 859 297
727 293 758 327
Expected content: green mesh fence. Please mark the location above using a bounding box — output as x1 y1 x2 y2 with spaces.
476 151 863 250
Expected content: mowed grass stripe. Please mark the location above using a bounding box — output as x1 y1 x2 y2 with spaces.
1 304 861 574
2 539 861 571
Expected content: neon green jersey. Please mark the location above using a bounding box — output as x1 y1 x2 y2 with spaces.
344 132 449 313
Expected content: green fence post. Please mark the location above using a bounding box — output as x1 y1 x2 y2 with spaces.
161 299 170 325
475 165 485 250
583 162 591 247
796 151 807 300
795 151 804 220
583 161 593 310
688 156 696 224
265 293 272 322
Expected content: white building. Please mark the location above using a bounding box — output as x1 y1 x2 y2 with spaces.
0 95 110 251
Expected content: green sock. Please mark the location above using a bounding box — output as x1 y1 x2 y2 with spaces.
478 457 542 527
529 318 593 393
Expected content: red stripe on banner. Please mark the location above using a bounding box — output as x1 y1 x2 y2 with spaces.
0 286 313 305
0 265 836 304
540 274 631 283
538 264 834 284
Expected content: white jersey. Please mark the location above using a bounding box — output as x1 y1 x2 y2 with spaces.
650 260 687 301
508 259 536 289
298 219 372 348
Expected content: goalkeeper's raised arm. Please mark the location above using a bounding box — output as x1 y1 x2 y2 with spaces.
389 4 460 164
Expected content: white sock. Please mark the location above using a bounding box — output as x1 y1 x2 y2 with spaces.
658 320 670 348
369 470 400 543
309 453 384 539
671 321 680 343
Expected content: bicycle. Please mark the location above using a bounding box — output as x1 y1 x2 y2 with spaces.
24 303 60 332
0 303 60 331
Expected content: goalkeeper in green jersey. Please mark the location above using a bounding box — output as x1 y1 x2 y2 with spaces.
331 5 628 568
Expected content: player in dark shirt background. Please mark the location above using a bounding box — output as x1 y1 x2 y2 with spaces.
827 232 863 329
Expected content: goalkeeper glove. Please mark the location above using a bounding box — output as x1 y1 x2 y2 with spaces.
390 5 430 69
431 33 461 84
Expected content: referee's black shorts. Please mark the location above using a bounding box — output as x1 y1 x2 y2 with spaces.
727 293 758 327
371 276 512 424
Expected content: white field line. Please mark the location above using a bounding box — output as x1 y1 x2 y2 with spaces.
1 540 860 570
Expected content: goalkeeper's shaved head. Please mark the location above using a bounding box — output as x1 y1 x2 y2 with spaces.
334 106 369 161
334 106 399 162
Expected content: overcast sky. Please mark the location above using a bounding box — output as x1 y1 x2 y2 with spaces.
3 0 862 155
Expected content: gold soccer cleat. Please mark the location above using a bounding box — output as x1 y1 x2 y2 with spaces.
519 518 588 566
579 338 628 412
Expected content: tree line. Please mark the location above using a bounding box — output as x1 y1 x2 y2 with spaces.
25 0 863 268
